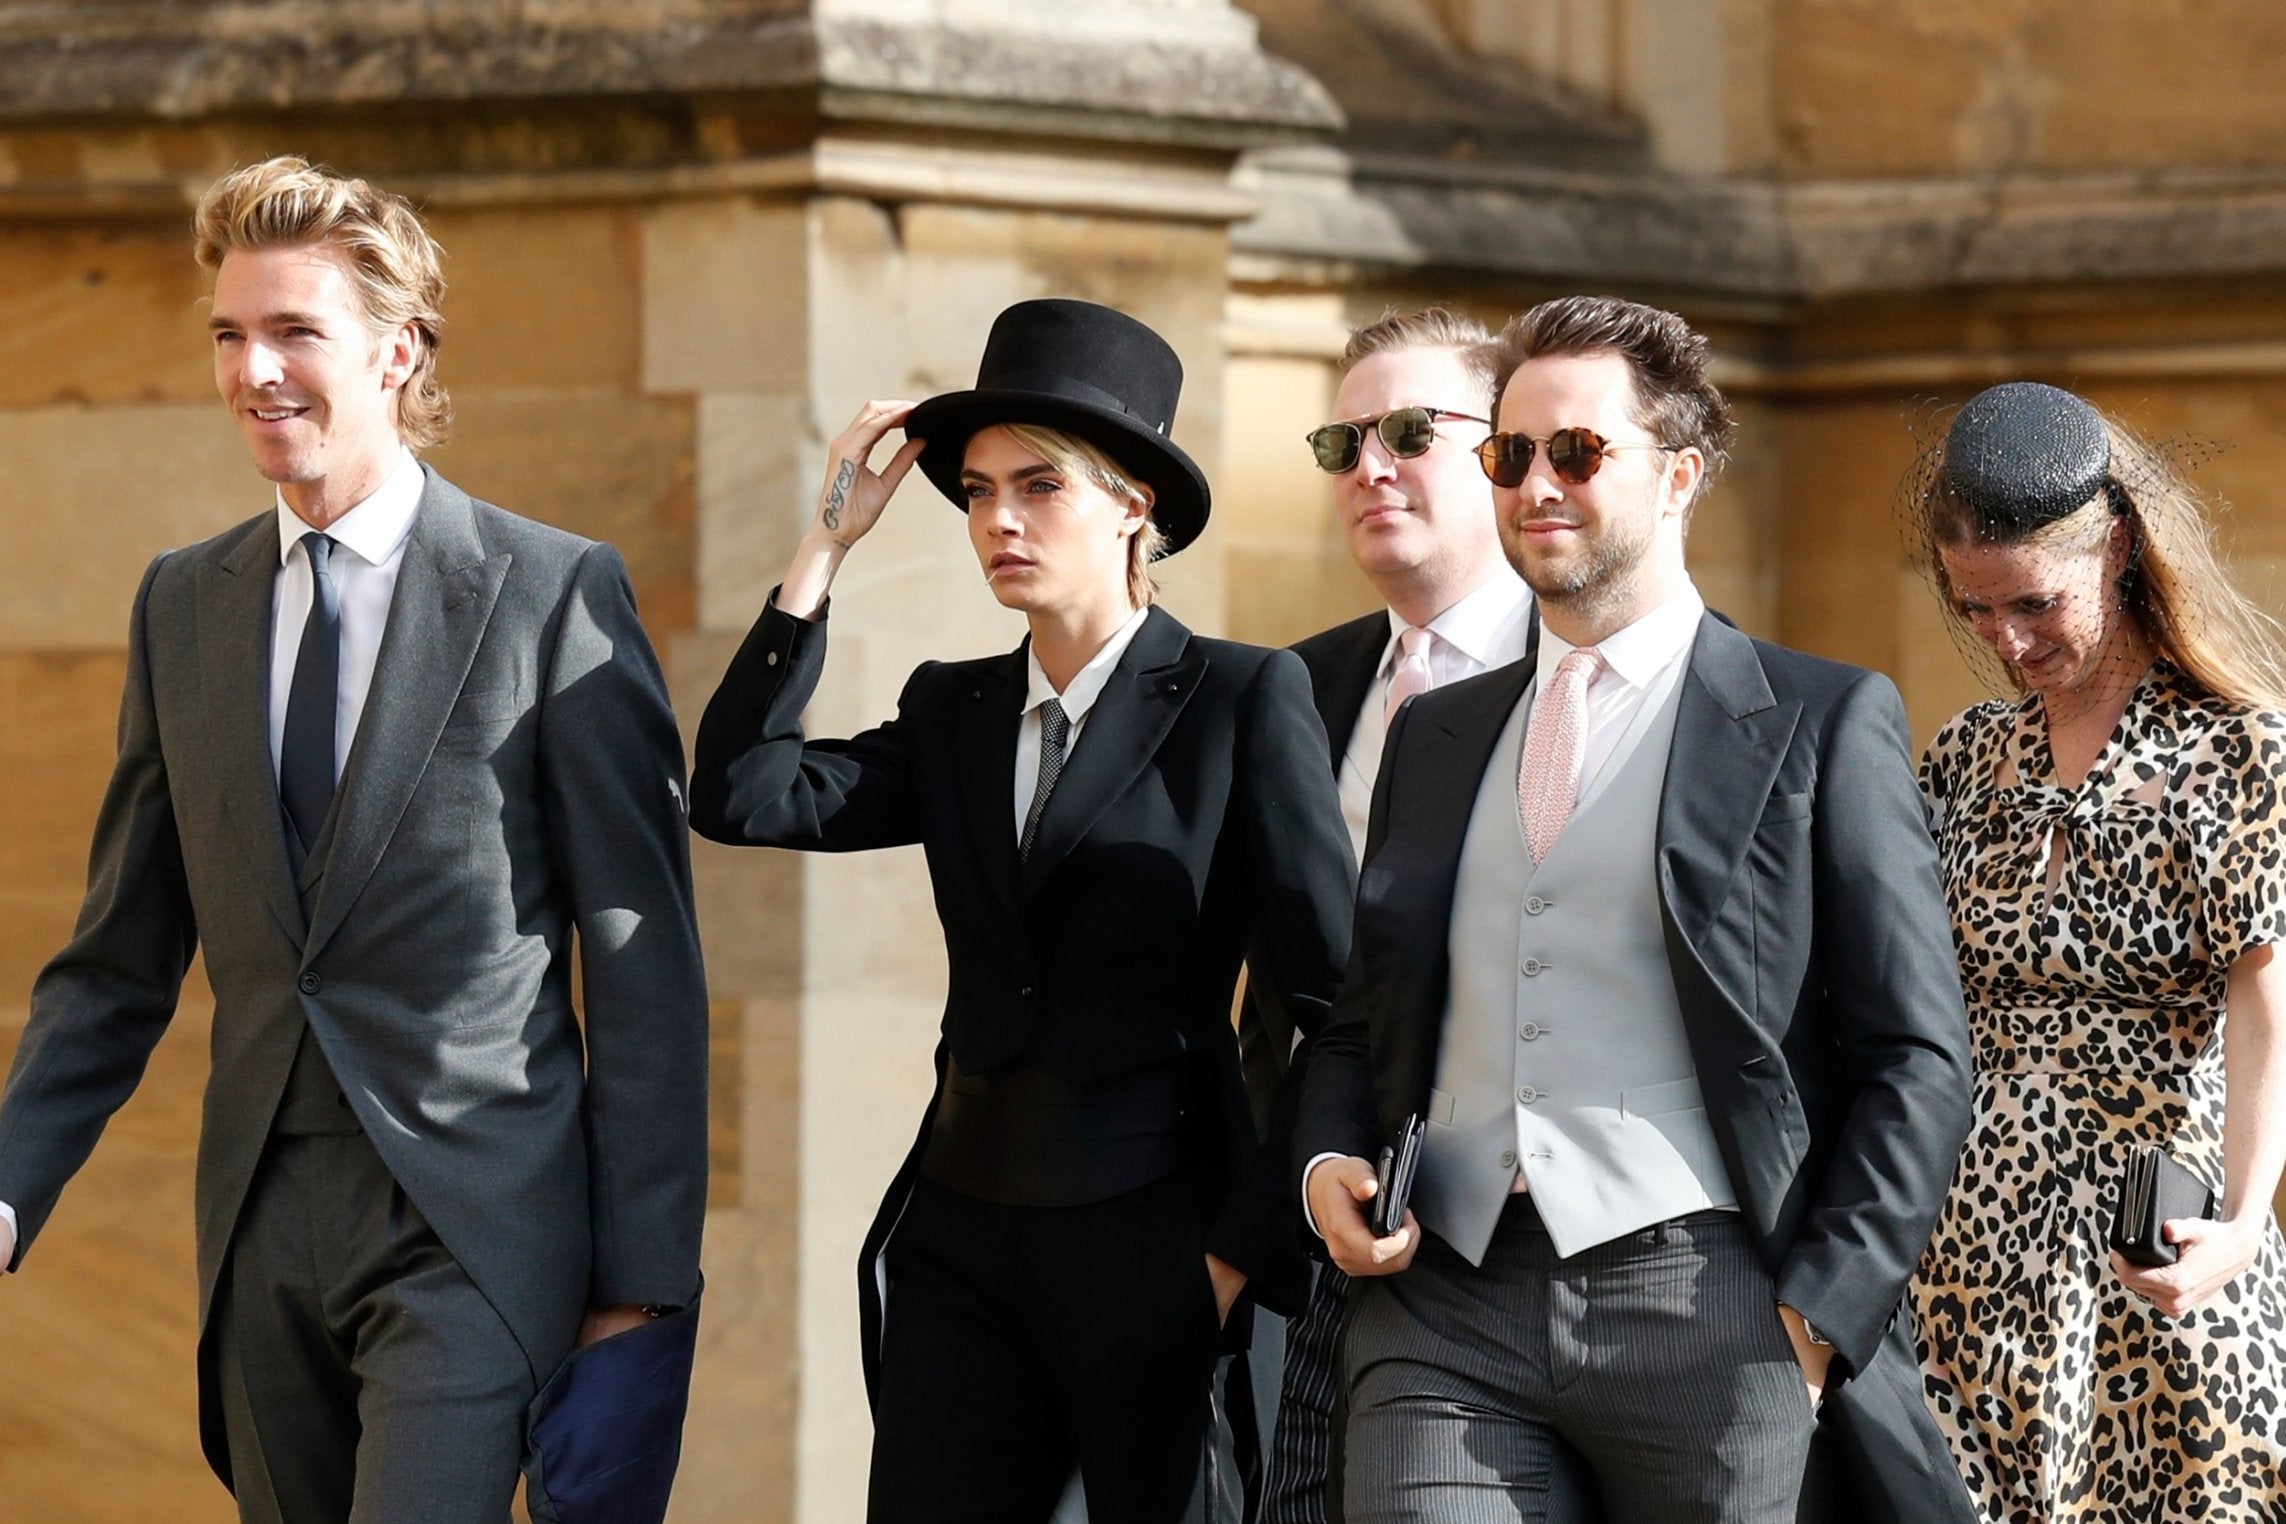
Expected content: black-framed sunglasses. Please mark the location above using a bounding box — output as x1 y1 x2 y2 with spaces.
1473 427 1678 488
1306 406 1490 474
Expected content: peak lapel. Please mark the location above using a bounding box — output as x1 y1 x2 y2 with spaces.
302 473 510 963
957 645 1029 918
1296 613 1387 759
1657 614 1797 952
197 517 304 944
1406 656 1534 880
1019 609 1198 900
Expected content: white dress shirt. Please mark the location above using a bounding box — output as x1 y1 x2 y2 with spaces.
1013 604 1152 839
268 449 424 784
1 452 424 1260
1302 580 1707 1237
1337 572 1535 858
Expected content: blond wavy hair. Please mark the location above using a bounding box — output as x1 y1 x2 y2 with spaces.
998 424 1168 608
194 156 451 449
1927 420 2286 711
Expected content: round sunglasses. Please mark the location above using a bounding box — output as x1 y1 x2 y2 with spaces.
1306 406 1489 474
1473 427 1679 488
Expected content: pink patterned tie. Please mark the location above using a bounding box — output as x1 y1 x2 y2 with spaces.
1383 626 1436 729
1518 647 1600 862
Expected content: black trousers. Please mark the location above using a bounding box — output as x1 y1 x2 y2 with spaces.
869 1168 1223 1524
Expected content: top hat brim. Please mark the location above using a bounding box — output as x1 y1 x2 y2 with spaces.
904 388 1211 555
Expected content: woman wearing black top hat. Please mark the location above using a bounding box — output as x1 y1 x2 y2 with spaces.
689 299 1356 1522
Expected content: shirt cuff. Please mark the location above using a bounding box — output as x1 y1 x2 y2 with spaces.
0 1200 17 1264
1300 1152 1348 1239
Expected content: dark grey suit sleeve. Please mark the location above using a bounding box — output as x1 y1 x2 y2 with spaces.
0 555 199 1268
1775 671 1974 1374
538 545 711 1307
1207 649 1356 1305
687 593 925 852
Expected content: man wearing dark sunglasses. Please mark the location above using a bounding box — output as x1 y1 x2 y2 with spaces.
1298 296 1976 1524
1249 307 1537 1524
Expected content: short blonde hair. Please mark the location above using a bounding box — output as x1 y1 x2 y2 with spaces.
997 423 1169 607
194 156 451 449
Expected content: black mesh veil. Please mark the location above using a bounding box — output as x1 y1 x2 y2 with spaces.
1895 382 2242 723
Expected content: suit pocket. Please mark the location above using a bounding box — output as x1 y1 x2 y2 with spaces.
1622 1076 1706 1118
444 687 521 729
1759 790 1812 824
1426 1087 1457 1126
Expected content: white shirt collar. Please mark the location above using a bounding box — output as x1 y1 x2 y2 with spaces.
1024 604 1153 726
1537 581 1706 691
1383 571 1533 674
273 449 424 568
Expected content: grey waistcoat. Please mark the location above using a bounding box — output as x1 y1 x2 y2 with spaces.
1414 668 1737 1264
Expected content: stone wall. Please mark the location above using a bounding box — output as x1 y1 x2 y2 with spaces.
5 3 2286 1521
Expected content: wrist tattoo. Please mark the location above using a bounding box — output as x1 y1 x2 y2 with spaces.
823 459 857 531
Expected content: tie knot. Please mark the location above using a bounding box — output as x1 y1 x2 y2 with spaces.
1039 697 1070 741
301 531 335 571
1397 626 1434 662
1555 646 1600 686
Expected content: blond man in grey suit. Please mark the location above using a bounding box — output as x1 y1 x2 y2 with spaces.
0 157 710 1524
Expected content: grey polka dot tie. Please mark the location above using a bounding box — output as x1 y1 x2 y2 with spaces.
1020 698 1069 861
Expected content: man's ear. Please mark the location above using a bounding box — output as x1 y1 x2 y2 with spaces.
1663 446 1705 516
378 322 419 392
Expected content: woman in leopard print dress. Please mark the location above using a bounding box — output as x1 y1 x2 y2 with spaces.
1907 383 2286 1522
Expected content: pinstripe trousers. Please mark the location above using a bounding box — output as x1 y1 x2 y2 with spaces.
1342 1198 1817 1524
1265 1263 1352 1523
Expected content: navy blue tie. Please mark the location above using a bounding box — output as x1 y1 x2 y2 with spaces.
279 532 341 853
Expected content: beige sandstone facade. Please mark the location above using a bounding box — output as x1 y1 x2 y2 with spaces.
1 2 2283 1519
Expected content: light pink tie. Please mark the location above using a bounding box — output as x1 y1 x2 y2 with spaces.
1518 647 1600 862
1383 626 1436 729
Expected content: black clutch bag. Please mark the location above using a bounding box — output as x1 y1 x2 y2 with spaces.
1372 1112 1425 1239
2108 1146 2217 1268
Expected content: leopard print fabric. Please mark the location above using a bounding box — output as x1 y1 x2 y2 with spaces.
1911 665 2286 1522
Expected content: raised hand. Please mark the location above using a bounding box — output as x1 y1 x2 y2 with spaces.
777 401 928 619
814 401 926 548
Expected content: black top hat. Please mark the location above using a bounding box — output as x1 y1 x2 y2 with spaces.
1941 381 2112 537
904 299 1211 554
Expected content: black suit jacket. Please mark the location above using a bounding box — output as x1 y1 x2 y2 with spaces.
688 598 1357 1388
1296 611 1977 1524
1231 609 1388 1115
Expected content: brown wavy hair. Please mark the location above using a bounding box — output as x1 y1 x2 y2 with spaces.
1491 295 1734 519
194 156 451 449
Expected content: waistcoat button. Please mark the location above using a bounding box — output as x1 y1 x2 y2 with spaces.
1517 1086 1538 1104
1525 896 1547 915
1521 958 1543 976
1520 1023 1541 1040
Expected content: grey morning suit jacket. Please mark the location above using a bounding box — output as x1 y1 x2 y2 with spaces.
0 467 710 1481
